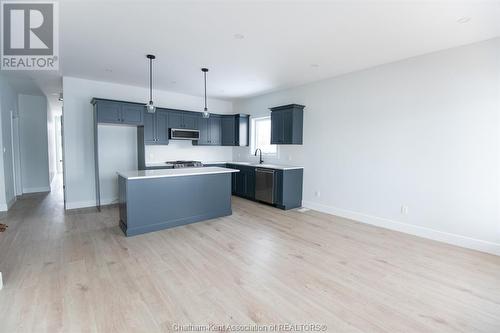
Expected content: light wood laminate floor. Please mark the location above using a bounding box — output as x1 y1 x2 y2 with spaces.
0 176 499 332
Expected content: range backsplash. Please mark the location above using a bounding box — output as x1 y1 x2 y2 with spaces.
145 140 234 164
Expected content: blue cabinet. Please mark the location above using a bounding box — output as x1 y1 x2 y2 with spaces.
168 110 199 129
156 111 169 143
168 111 183 129
194 115 221 145
143 112 156 143
226 163 303 210
270 104 304 145
221 116 235 145
221 114 249 146
226 164 255 199
95 100 144 125
142 109 169 145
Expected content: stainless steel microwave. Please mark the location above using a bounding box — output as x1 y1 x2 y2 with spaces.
169 128 200 140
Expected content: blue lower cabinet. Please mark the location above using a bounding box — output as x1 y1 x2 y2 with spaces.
275 169 303 210
227 164 303 210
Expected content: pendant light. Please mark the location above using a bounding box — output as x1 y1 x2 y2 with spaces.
201 68 209 118
146 54 156 113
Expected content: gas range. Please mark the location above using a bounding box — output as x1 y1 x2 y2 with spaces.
166 160 204 168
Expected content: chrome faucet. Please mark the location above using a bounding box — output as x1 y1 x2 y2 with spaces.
254 148 264 164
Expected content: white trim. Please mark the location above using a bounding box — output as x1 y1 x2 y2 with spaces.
0 195 17 212
6 196 16 209
22 186 50 194
303 200 500 256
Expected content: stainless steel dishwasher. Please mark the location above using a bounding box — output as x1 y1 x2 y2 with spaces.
255 168 275 204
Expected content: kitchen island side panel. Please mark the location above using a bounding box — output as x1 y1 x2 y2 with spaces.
119 173 232 236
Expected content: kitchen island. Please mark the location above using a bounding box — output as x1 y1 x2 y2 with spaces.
117 167 239 236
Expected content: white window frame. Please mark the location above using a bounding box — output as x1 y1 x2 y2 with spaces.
250 116 278 157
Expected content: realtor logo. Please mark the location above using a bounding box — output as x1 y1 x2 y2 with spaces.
1 1 59 70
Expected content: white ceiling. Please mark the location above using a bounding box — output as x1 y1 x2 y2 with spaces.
9 0 500 104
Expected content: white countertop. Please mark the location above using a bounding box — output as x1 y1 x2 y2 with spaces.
118 167 239 180
144 161 304 171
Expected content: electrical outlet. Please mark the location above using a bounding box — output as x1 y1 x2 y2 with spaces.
401 205 409 215
315 191 321 198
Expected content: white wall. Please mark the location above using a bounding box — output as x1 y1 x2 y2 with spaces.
98 125 138 205
233 38 500 255
18 94 50 193
0 75 18 210
145 141 233 163
62 76 234 209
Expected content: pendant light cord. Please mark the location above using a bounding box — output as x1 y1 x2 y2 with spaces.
204 71 207 111
149 58 153 102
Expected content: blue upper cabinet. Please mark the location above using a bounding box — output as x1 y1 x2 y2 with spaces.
156 110 169 144
270 104 304 145
143 112 156 144
168 111 183 129
168 110 199 129
221 116 235 145
221 114 249 146
94 99 144 125
183 112 199 130
143 108 169 145
194 115 221 145
209 116 221 145
121 104 144 125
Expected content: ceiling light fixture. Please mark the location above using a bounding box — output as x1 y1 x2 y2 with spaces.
201 68 210 119
146 54 156 113
457 16 471 24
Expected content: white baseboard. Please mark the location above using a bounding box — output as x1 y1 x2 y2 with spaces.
23 186 50 194
7 196 16 209
302 200 500 256
0 196 16 212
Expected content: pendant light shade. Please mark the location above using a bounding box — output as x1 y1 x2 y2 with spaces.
201 68 209 118
146 54 156 113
